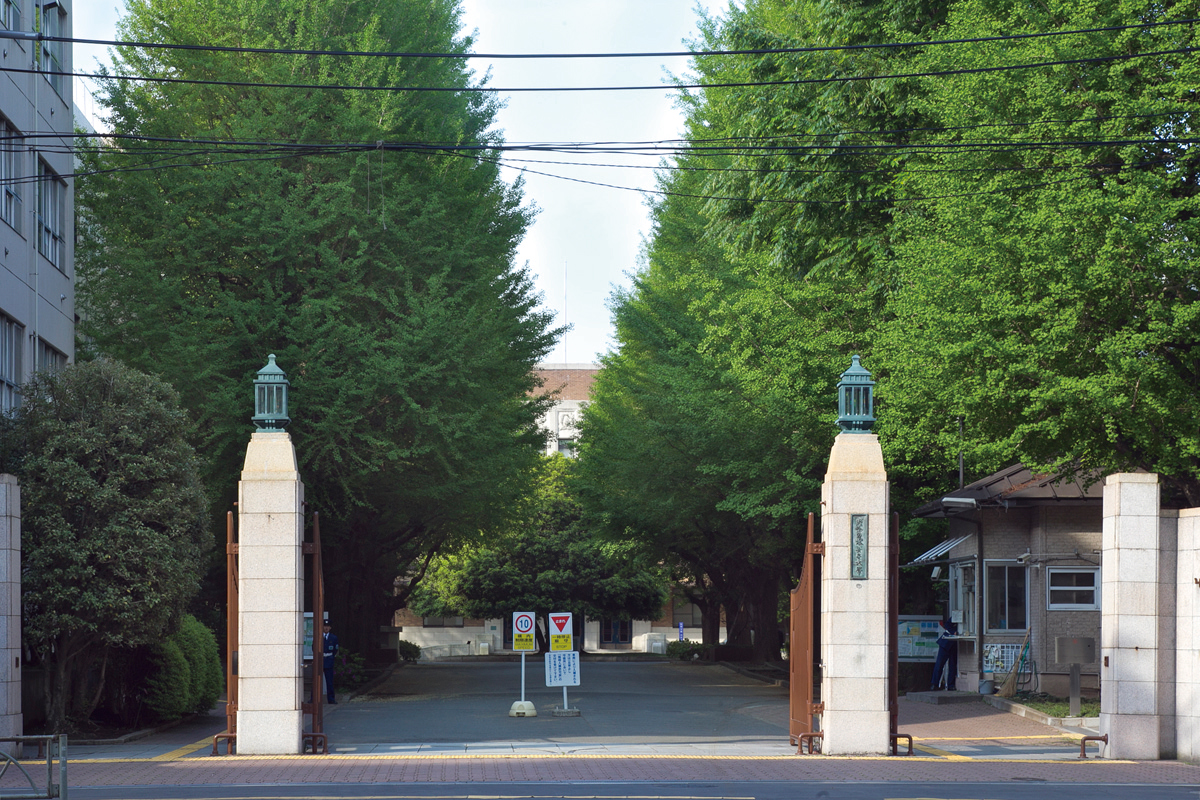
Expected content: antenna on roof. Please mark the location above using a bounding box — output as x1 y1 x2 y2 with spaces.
958 416 964 489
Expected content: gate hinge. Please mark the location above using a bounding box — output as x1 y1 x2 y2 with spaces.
808 542 825 556
809 702 825 714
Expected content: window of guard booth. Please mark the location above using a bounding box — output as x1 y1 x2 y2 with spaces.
948 561 976 635
1046 567 1100 611
421 616 464 628
985 561 1028 633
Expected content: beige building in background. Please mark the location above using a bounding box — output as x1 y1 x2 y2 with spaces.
0 0 75 413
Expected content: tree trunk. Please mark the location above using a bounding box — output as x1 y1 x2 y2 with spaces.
700 598 721 646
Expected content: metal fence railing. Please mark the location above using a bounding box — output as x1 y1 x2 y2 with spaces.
0 735 67 799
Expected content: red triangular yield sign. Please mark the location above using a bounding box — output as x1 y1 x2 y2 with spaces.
550 615 571 633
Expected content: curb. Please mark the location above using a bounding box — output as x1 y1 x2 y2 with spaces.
718 662 788 687
71 714 191 746
345 663 398 700
420 653 671 664
982 695 1099 734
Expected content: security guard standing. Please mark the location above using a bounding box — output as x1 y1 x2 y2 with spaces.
323 622 339 704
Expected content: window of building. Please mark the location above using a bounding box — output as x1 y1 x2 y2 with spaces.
1046 567 1100 611
557 438 576 458
672 600 703 628
0 118 21 233
36 338 65 373
948 561 976 635
2 0 20 31
985 561 1028 632
421 616 463 628
38 2 64 97
0 312 23 413
599 618 630 644
37 159 65 268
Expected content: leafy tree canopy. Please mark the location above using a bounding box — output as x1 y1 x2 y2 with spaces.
77 0 561 647
409 455 667 638
0 359 210 731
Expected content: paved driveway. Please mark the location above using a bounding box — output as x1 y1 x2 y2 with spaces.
326 660 793 755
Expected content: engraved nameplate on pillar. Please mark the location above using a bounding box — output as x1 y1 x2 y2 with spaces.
850 514 868 580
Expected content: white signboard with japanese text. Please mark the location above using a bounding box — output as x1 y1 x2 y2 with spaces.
544 651 580 687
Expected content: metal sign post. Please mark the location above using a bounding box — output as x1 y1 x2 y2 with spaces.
509 612 537 717
545 650 581 716
547 613 579 716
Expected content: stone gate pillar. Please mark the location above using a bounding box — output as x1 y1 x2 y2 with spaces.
237 431 304 754
0 475 20 747
1100 472 1176 759
819 356 890 755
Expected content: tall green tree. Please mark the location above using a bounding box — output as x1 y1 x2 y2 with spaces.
410 455 666 649
876 0 1200 504
77 0 560 647
574 162 827 659
0 360 210 732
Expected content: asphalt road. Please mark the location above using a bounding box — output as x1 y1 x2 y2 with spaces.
325 660 791 754
68 780 1200 800
30 660 1200 799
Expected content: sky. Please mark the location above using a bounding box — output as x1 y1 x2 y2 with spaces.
73 1 726 366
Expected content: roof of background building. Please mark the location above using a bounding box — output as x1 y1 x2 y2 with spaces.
913 463 1105 518
535 364 600 401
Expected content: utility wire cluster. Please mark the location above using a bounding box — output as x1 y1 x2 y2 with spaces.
3 17 1193 205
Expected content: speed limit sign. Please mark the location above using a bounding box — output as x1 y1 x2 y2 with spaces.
512 611 536 651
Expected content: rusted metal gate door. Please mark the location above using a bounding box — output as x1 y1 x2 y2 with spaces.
301 512 328 753
790 512 823 751
214 512 239 754
889 511 912 755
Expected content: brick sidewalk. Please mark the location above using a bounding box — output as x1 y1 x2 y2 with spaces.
899 696 1080 741
27 753 1200 787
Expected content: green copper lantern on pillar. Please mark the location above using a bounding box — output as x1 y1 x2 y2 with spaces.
836 355 875 434
252 354 290 431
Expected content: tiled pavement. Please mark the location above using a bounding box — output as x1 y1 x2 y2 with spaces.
5 666 1199 789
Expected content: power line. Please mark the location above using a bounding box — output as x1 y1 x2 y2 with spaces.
23 106 1183 153
474 152 1097 205
36 130 1199 164
54 17 1198 61
34 45 1198 94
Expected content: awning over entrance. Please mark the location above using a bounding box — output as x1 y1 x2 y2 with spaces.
908 534 973 565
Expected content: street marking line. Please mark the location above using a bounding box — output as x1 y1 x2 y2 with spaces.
150 736 217 761
916 734 1082 741
912 743 972 761
62 753 1136 764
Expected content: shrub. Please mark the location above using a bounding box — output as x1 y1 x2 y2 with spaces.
396 640 422 664
666 639 710 661
143 614 223 722
177 615 223 713
334 649 368 688
144 639 191 722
